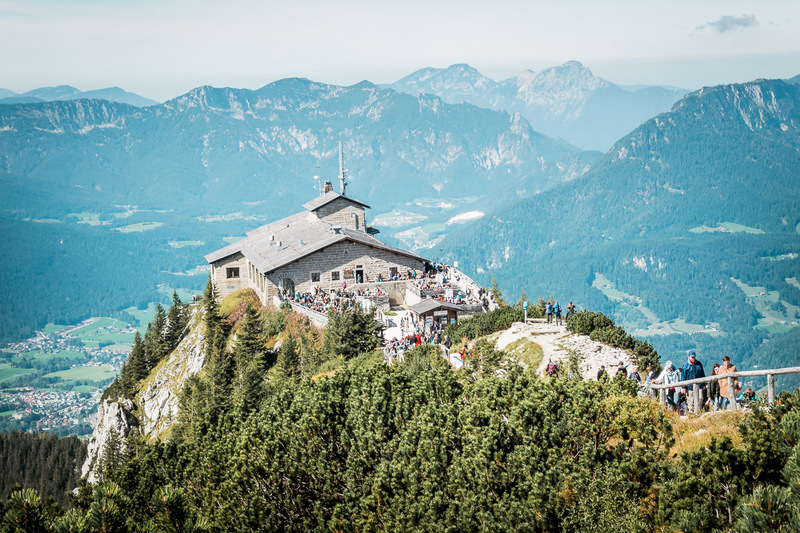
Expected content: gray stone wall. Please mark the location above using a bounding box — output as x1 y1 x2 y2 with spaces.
264 240 424 298
315 198 366 230
210 252 250 299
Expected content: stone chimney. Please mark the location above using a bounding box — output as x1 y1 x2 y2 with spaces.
323 181 333 193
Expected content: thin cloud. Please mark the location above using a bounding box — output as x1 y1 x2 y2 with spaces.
697 14 758 33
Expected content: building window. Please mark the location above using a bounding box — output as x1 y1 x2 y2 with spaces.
331 271 340 281
311 272 321 283
226 267 240 279
389 267 398 278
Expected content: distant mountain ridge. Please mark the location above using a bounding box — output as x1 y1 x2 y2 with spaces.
439 78 800 371
384 61 689 151
0 85 159 107
0 77 590 224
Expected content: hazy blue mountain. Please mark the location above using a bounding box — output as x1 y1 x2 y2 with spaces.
439 78 800 369
21 85 83 100
385 61 689 151
0 85 159 107
0 78 588 219
75 87 158 107
0 77 595 342
787 74 800 85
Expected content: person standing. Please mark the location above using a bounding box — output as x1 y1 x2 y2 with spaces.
545 302 553 324
554 301 563 325
566 302 575 320
627 365 641 383
707 364 721 410
682 351 706 413
443 335 452 360
596 365 606 381
717 356 738 410
654 361 682 412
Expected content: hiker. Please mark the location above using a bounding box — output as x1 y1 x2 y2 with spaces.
554 301 563 325
707 363 721 410
654 360 682 412
627 365 641 383
546 358 558 377
596 365 606 380
616 361 627 378
717 355 738 410
545 302 553 323
738 387 757 406
566 302 575 320
443 335 452 359
682 351 706 413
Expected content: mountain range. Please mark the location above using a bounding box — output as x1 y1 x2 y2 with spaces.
440 78 800 370
0 85 159 107
383 61 689 151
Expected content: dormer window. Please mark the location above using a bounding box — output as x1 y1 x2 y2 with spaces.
226 267 240 279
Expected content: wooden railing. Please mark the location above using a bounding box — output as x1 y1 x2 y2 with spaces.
649 366 800 414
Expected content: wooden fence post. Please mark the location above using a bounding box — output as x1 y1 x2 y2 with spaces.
693 387 701 414
659 388 666 407
768 374 775 404
728 377 737 411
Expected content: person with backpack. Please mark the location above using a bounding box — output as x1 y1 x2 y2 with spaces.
546 358 558 377
554 301 563 325
682 351 706 413
545 302 553 324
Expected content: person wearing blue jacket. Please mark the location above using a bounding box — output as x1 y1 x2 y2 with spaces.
682 351 706 412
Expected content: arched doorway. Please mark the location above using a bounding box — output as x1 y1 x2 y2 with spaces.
278 277 295 296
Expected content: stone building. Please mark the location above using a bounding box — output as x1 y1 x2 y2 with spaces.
205 186 426 304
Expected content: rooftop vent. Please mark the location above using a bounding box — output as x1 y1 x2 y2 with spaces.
331 225 343 234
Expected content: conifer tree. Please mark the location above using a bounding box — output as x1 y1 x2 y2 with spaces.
490 273 507 308
165 290 189 353
232 304 267 410
144 303 167 370
277 334 300 382
322 306 383 360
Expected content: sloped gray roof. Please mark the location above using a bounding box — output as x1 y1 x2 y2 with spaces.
205 209 423 274
410 299 462 315
302 191 370 212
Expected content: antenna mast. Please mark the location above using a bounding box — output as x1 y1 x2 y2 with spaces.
313 159 321 196
338 141 348 196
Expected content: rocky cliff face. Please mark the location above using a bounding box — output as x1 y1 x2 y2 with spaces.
81 307 206 482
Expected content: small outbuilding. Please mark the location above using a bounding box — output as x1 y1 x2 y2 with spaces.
409 299 461 328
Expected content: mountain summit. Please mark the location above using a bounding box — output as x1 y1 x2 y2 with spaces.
385 61 688 151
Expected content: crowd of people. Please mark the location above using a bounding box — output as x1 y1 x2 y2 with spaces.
598 351 757 414
284 286 386 315
384 316 448 361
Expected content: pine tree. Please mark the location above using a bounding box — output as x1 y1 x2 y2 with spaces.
490 273 507 308
127 331 147 383
165 291 189 353
322 306 383 361
277 334 300 382
144 303 167 370
232 305 267 411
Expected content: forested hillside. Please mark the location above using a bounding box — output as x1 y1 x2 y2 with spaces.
0 432 86 507
3 292 800 532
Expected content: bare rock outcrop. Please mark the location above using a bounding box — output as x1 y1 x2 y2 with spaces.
81 399 137 484
81 307 206 483
494 319 637 379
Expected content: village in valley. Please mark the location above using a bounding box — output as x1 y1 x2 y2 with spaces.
1 316 149 436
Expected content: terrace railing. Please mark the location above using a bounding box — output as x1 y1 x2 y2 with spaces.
649 366 800 414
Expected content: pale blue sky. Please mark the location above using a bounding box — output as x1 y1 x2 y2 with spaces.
1 0 798 101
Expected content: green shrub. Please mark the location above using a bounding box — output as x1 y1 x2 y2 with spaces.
444 306 524 341
566 310 614 336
